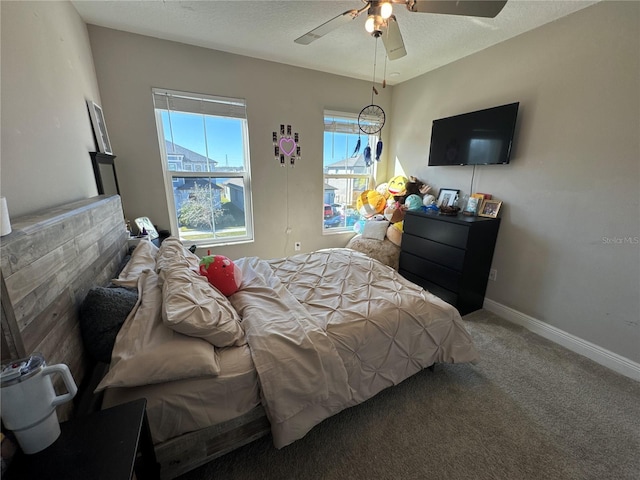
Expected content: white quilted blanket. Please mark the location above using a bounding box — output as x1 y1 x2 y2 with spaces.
232 248 478 448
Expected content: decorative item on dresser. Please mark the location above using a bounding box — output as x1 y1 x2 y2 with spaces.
399 210 500 315
478 199 503 218
436 188 460 207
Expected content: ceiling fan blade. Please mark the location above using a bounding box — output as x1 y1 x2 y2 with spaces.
406 1 508 18
381 15 406 60
294 8 365 45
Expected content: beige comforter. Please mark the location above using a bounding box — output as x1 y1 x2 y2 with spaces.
233 249 477 447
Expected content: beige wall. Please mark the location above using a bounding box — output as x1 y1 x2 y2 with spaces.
85 26 391 261
388 1 639 363
0 1 102 216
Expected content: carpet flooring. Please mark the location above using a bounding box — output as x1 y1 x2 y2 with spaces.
178 310 640 480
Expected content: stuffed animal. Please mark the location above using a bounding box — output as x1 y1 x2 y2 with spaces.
384 202 405 224
423 194 436 207
375 182 390 200
353 219 367 234
387 175 408 199
356 190 386 218
405 176 432 197
199 255 242 296
386 221 403 247
404 194 423 211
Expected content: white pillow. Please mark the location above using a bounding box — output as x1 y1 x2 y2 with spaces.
162 266 246 348
362 220 390 240
112 240 158 288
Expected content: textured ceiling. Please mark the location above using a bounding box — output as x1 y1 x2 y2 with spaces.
72 0 599 86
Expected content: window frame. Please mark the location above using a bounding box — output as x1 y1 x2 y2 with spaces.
152 88 254 247
322 110 378 234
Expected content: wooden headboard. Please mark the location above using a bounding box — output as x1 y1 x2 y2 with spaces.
1 195 128 419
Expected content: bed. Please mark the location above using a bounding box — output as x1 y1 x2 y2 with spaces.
1 195 478 479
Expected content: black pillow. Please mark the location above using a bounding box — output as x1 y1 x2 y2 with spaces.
79 286 138 363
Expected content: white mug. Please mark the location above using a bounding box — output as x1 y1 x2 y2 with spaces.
1 358 77 454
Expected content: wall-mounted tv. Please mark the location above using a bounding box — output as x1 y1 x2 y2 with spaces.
427 102 519 166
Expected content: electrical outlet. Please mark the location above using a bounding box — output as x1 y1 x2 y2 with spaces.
489 269 497 281
294 242 301 251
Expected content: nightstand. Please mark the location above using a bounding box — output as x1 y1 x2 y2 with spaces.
5 398 159 479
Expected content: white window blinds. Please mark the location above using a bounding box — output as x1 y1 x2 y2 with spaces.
324 110 362 135
152 88 247 119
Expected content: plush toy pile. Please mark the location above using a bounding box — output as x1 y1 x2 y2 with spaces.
354 175 436 247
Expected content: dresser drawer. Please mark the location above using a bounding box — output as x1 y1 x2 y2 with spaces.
404 215 469 249
399 252 462 293
399 270 458 307
401 234 466 271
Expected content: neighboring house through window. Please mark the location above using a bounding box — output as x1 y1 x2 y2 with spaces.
152 88 253 246
323 110 377 232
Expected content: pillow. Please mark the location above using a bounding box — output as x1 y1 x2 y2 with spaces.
112 240 158 288
79 286 139 363
162 266 246 347
156 237 200 286
96 269 221 391
362 220 389 240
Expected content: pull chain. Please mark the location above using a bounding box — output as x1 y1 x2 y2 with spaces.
382 51 387 89
371 37 379 103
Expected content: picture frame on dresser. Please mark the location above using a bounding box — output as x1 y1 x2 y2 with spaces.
478 199 502 218
437 188 460 207
463 197 479 216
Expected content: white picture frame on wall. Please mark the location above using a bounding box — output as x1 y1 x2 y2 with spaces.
87 100 113 154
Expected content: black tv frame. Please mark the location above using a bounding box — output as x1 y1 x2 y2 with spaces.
427 102 519 166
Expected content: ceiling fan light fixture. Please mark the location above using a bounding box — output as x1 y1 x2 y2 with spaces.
364 15 376 33
380 2 393 19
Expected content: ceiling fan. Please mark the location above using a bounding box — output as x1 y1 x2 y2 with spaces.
294 1 508 60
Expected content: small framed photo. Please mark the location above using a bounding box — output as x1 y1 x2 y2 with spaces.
478 199 502 218
87 100 113 154
437 188 460 207
463 196 479 216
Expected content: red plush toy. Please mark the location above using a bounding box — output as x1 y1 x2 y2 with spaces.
199 254 242 296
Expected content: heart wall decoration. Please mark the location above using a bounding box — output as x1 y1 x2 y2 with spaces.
273 124 301 167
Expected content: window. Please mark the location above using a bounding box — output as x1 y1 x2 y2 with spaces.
323 111 377 232
153 89 253 246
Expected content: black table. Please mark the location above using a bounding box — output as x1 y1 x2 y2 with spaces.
5 398 159 480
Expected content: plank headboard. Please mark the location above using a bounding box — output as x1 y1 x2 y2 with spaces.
1 195 128 419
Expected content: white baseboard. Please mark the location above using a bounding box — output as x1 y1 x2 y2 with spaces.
483 298 640 382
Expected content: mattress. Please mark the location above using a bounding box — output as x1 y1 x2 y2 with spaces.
102 343 260 444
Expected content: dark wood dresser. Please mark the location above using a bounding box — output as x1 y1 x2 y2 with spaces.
399 211 500 315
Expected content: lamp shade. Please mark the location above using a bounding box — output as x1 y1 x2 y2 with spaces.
1 197 12 236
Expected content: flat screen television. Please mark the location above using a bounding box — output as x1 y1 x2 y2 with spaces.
427 102 519 166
